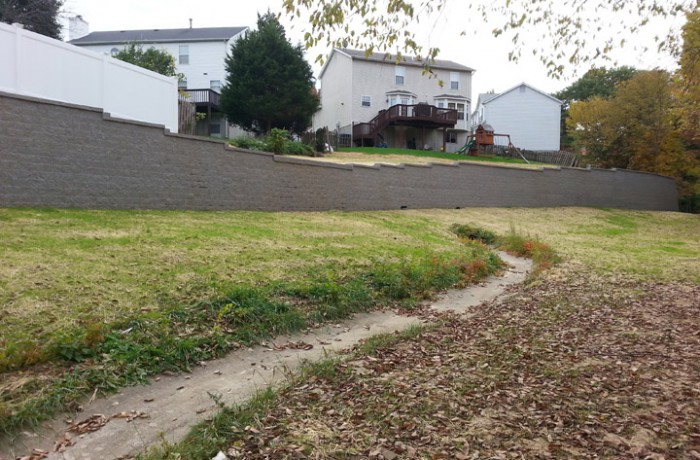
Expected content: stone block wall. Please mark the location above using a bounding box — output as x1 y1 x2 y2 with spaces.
0 92 679 212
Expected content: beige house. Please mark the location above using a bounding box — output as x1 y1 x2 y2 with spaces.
314 49 474 152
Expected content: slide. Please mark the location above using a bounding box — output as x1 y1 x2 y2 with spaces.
457 138 476 154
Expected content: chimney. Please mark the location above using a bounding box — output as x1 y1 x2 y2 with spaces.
189 18 192 29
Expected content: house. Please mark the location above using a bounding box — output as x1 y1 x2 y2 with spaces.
70 23 247 137
471 83 562 151
314 48 474 152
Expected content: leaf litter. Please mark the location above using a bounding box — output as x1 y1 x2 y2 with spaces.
222 263 700 459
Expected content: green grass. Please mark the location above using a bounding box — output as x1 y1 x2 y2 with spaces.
0 208 501 435
411 208 700 282
1 207 698 441
338 147 536 164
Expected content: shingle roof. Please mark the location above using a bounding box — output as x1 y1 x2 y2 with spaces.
339 48 475 72
478 93 499 104
480 83 562 106
69 27 247 45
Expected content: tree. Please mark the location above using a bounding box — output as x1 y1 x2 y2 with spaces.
114 43 182 79
0 0 63 39
568 70 698 203
220 12 319 134
282 0 695 76
673 9 700 210
554 66 638 147
675 9 700 146
554 67 639 110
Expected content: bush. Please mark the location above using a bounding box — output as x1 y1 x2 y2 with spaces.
230 131 319 157
229 136 266 151
450 224 498 245
285 140 315 156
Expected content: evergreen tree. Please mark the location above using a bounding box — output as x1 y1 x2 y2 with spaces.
220 12 319 134
0 0 63 39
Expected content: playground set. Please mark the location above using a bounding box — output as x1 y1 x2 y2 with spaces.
457 123 529 163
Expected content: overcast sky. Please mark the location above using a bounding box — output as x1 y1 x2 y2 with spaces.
62 0 683 102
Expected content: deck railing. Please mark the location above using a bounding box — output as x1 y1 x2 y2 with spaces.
181 89 221 107
353 104 458 139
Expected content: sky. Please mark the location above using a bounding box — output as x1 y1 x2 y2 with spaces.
61 0 685 103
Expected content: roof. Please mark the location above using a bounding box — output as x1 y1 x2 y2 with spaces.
339 48 475 72
69 26 248 45
319 48 474 79
477 92 499 105
479 83 562 106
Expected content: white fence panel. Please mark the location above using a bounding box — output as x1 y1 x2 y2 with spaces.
0 22 178 132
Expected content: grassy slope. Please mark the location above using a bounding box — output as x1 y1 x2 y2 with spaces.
139 208 699 459
0 209 461 345
1 207 698 447
0 207 499 435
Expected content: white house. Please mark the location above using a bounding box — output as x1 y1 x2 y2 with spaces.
471 83 562 151
315 48 474 152
70 24 247 137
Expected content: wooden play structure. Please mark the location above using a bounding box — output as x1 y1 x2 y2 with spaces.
458 123 529 163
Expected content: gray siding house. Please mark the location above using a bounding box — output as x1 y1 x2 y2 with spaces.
315 49 474 152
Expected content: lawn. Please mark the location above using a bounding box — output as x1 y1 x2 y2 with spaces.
335 146 540 166
0 207 499 435
135 207 699 460
1 207 698 455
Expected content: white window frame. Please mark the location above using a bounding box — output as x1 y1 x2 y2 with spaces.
395 66 406 85
450 72 460 90
361 95 372 107
178 78 187 89
179 45 189 65
448 101 466 120
210 80 222 92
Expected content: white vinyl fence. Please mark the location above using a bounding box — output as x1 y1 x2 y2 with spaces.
0 22 178 132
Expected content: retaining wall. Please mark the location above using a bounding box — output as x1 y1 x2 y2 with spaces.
0 92 679 211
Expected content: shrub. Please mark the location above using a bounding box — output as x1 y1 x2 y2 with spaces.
450 224 498 245
266 128 289 154
285 140 315 156
229 135 266 151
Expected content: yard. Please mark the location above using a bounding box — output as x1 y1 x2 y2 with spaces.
1 207 698 459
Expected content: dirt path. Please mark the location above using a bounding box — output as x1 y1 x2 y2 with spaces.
3 253 530 460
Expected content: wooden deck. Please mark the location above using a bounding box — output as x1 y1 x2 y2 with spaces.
353 104 458 144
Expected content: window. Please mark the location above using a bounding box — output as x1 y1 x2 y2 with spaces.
361 95 371 107
436 101 445 108
210 123 221 135
395 66 405 85
450 72 460 90
110 47 119 56
210 80 221 92
179 45 189 65
445 131 458 143
388 94 415 106
448 102 465 120
178 78 187 89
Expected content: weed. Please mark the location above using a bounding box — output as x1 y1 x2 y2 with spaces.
450 223 498 244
